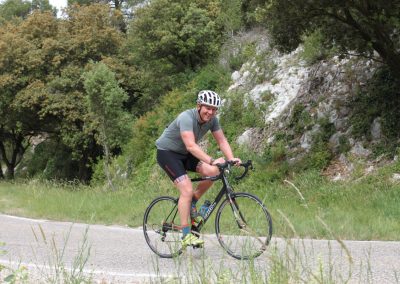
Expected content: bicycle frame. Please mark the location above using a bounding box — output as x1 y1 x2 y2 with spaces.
189 160 252 229
191 174 229 222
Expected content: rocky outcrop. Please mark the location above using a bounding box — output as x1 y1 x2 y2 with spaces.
227 31 391 179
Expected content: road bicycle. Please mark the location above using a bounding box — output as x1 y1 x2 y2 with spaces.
143 160 273 259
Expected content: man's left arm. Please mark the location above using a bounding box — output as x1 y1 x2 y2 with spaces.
212 130 241 163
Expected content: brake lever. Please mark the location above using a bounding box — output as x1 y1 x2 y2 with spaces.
234 160 252 180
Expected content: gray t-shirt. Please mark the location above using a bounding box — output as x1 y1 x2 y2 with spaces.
156 108 221 154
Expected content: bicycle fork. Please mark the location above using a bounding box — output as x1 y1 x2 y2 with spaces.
228 195 267 251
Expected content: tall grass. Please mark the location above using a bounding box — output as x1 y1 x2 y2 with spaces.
2 162 399 283
1 159 400 240
141 175 387 284
31 224 92 283
1 225 92 283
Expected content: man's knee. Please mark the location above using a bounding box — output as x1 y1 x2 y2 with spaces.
197 162 218 176
175 175 193 198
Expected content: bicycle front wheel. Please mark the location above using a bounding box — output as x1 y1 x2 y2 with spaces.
143 196 182 258
215 192 272 260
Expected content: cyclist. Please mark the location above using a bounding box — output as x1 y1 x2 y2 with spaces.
155 90 241 248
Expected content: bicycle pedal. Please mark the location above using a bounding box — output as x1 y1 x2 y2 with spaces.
192 243 204 249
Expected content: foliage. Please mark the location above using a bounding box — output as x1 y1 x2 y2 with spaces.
1 265 28 283
350 66 400 156
288 103 312 136
0 6 130 181
0 0 31 21
83 62 131 152
218 0 243 36
83 62 131 189
128 0 223 71
31 0 56 14
25 139 80 180
240 0 265 27
306 118 335 170
300 29 337 65
255 0 400 80
219 90 265 142
0 11 60 179
188 63 231 92
228 41 257 71
125 0 226 108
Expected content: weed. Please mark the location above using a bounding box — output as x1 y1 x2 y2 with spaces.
31 224 92 283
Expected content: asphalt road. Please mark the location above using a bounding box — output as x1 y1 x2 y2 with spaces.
1 214 399 283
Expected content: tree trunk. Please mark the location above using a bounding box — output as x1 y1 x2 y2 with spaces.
371 42 400 81
5 164 14 179
0 163 4 179
342 8 400 80
77 153 91 183
101 126 116 191
0 138 26 179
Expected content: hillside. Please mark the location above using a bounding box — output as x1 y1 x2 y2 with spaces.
219 28 400 181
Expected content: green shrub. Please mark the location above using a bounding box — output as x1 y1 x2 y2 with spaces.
338 135 351 154
289 103 312 135
25 139 81 180
308 142 332 170
263 140 286 163
219 91 265 141
350 66 400 156
300 29 336 64
189 64 231 92
227 42 257 71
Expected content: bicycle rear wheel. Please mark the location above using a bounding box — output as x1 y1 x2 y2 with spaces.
215 192 272 260
143 196 183 258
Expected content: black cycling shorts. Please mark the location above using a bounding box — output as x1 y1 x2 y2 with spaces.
156 149 200 181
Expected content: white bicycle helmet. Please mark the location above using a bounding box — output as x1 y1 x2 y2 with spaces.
197 90 221 108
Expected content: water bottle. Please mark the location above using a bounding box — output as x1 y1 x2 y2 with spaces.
199 200 211 218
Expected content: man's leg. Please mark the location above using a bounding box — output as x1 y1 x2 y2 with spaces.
175 175 204 247
174 175 193 231
193 162 219 200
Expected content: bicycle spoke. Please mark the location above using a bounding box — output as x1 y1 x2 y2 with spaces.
215 193 272 259
239 225 267 250
143 196 183 258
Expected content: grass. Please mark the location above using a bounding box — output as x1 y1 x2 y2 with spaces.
0 179 150 227
1 162 399 283
0 160 400 241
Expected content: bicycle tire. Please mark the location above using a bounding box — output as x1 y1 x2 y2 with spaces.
215 192 273 260
143 196 183 258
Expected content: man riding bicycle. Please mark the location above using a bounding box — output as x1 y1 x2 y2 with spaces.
155 90 241 248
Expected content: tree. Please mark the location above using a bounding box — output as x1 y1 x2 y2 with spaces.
38 5 129 181
219 0 243 36
0 0 56 22
66 0 128 32
255 0 400 79
31 0 56 14
0 12 59 178
0 0 31 21
68 0 125 10
129 0 223 71
0 6 130 180
83 62 130 190
126 0 224 111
